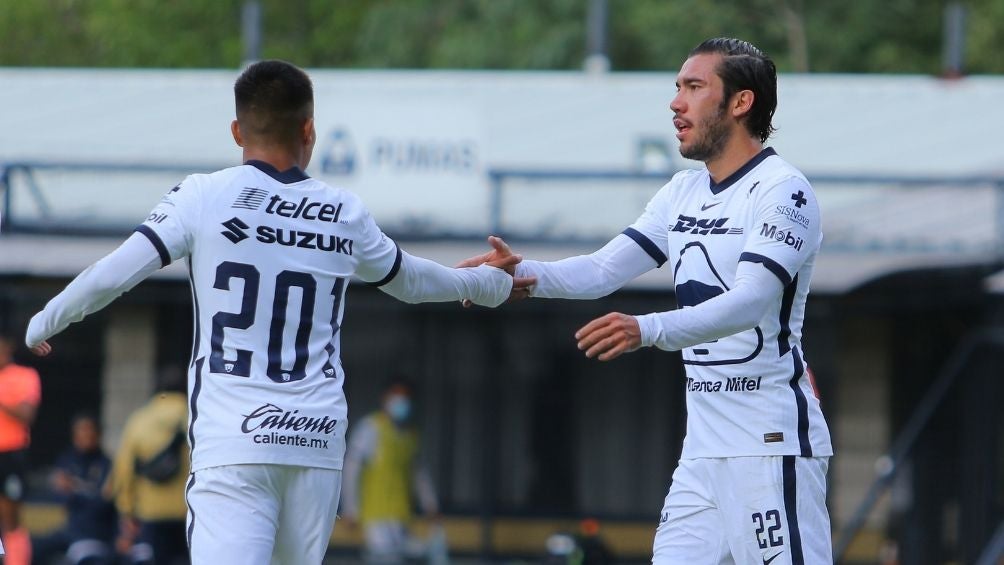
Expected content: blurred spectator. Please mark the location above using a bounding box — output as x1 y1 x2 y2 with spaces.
342 378 439 564
576 519 613 565
106 367 189 565
0 334 41 565
33 413 118 564
542 520 613 565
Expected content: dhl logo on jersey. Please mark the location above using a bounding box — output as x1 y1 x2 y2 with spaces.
670 215 743 236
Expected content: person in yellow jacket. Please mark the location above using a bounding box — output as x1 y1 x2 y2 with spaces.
106 366 190 565
341 379 439 563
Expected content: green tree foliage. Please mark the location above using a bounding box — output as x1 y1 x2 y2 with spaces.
0 0 1001 74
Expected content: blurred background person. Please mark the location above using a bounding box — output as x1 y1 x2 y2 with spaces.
0 334 41 565
33 413 118 565
106 367 189 565
542 519 613 565
342 378 440 564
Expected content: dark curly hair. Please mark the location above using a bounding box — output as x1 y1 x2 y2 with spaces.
690 38 777 143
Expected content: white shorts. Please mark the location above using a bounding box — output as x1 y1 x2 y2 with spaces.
653 456 831 565
186 464 342 565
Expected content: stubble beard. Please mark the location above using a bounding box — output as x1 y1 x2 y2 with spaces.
679 101 731 163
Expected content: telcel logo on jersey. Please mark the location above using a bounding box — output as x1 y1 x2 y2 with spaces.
241 403 338 450
760 223 804 251
774 205 810 229
265 195 343 223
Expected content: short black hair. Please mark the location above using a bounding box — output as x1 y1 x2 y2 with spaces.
234 60 314 148
690 38 777 143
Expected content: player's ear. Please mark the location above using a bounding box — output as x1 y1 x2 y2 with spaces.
303 118 316 147
731 90 755 120
231 120 244 147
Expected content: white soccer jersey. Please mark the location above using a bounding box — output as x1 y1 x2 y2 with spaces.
137 161 402 472
626 148 832 459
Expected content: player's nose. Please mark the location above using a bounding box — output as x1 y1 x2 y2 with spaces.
669 93 684 113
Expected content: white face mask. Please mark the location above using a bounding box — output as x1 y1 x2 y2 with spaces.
385 395 411 423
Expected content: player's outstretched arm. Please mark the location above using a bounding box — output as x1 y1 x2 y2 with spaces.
575 262 784 361
379 249 526 308
458 234 659 301
25 233 164 354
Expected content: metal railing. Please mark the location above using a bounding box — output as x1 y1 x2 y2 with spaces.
487 168 1004 256
833 328 1004 563
0 161 225 235
4 161 1004 257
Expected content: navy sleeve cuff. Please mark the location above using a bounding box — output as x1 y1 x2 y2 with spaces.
622 228 668 267
368 244 403 287
135 225 171 268
739 252 792 286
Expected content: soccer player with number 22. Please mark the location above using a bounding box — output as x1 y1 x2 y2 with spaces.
463 38 833 564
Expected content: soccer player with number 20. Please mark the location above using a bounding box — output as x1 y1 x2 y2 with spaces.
26 61 533 565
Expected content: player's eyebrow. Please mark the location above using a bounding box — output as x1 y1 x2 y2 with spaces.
675 77 706 89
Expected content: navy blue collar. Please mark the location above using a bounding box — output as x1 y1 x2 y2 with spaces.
245 160 310 184
708 147 777 194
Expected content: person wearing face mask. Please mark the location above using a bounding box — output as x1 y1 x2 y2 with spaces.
340 379 439 564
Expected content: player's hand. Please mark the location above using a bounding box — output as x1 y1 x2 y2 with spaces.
456 236 536 307
575 312 642 361
456 236 516 273
507 273 536 303
484 251 522 273
29 340 52 357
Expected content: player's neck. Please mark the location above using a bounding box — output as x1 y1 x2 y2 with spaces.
242 146 307 172
704 134 763 184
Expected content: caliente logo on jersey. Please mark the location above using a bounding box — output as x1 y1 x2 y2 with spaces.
241 403 338 450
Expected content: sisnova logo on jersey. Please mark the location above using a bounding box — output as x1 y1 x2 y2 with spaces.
241 403 339 450
222 188 353 255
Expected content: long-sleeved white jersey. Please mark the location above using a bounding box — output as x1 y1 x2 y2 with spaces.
519 148 832 459
28 161 512 472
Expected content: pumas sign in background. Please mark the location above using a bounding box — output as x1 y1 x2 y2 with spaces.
314 102 486 234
